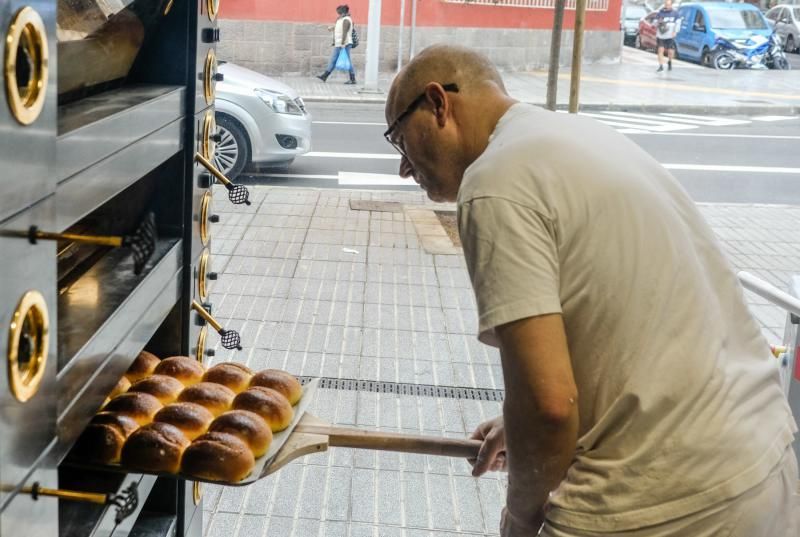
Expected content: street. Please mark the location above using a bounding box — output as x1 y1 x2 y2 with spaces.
241 103 800 205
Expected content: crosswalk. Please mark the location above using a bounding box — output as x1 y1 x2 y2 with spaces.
559 111 796 134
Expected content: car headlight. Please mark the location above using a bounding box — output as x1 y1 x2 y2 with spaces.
255 89 303 116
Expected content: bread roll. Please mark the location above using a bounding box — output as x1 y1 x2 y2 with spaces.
153 356 205 386
177 382 235 417
232 387 293 432
121 422 190 474
209 410 273 457
103 392 163 425
202 362 253 393
181 432 255 482
73 412 139 464
249 369 302 405
154 402 214 441
129 374 185 405
108 376 132 399
125 351 160 383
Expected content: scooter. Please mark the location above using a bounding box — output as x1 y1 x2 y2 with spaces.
766 33 791 70
712 33 790 70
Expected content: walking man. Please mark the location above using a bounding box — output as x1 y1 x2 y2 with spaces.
384 44 798 537
317 4 357 84
656 0 681 71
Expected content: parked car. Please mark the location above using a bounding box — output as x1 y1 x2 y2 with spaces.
674 2 774 66
623 4 650 46
214 62 312 180
637 10 661 50
765 4 800 52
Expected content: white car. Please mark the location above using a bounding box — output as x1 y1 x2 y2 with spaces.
766 4 800 53
214 62 312 179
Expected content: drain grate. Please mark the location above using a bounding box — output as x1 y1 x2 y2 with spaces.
298 376 505 401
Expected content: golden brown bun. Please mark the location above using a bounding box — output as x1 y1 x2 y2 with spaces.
153 356 205 386
121 422 190 474
73 413 139 464
103 392 163 425
249 369 302 405
232 387 293 432
209 410 273 458
177 382 235 417
202 362 253 393
181 432 255 482
125 351 160 383
128 374 185 405
108 376 132 399
154 402 214 441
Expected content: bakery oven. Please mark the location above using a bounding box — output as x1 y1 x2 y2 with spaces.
0 0 235 535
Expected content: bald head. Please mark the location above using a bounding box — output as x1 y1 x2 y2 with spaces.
386 45 507 123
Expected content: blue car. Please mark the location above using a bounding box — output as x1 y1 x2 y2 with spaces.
675 2 774 66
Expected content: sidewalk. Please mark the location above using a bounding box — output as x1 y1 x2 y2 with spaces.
202 185 800 537
281 48 800 114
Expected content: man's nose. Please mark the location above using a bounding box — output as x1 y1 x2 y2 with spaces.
399 156 415 179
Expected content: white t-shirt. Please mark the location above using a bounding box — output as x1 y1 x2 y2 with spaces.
457 103 797 531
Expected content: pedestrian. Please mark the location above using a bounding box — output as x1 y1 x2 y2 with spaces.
383 44 798 537
317 4 357 85
655 0 681 72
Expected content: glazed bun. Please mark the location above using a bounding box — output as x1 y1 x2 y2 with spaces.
232 387 293 432
108 376 132 399
103 392 163 425
209 410 273 457
249 369 302 405
202 362 253 393
121 422 190 474
177 382 235 417
128 374 185 405
125 351 160 383
181 432 255 483
153 356 205 386
154 402 214 441
73 412 139 464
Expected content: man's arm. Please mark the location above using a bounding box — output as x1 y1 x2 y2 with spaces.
496 313 579 531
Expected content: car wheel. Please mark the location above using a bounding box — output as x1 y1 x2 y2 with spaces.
701 47 711 67
214 115 250 181
787 35 796 54
635 34 642 49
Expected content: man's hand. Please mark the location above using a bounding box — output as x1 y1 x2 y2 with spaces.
469 416 507 476
500 507 545 537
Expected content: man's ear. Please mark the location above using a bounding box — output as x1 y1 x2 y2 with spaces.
424 82 450 127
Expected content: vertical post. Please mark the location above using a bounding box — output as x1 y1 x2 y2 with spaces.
409 0 419 59
546 0 567 111
569 0 588 113
397 0 406 73
363 0 383 93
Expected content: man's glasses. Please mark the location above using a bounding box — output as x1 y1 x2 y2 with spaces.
383 83 459 158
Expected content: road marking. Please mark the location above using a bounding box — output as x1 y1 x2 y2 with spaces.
615 112 751 126
313 121 386 126
663 164 800 174
626 132 800 140
751 115 798 122
578 113 696 131
338 171 416 186
248 173 339 179
305 151 401 160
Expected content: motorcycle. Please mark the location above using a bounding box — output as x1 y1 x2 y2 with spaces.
712 33 790 70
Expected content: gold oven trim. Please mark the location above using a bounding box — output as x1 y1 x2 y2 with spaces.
199 191 212 246
193 481 203 505
4 7 49 126
195 326 208 365
201 110 216 161
7 290 49 402
207 0 220 21
198 248 210 300
203 49 217 105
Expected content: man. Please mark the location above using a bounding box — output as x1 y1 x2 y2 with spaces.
655 0 681 72
317 4 357 85
384 44 798 537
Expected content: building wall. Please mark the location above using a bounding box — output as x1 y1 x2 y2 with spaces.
217 0 624 75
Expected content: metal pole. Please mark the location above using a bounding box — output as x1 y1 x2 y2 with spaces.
397 0 406 72
546 0 567 111
362 0 383 93
568 0 588 113
409 0 418 59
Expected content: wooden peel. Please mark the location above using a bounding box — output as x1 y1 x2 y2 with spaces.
263 413 482 476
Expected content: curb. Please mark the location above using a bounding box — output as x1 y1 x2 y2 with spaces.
301 95 800 115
